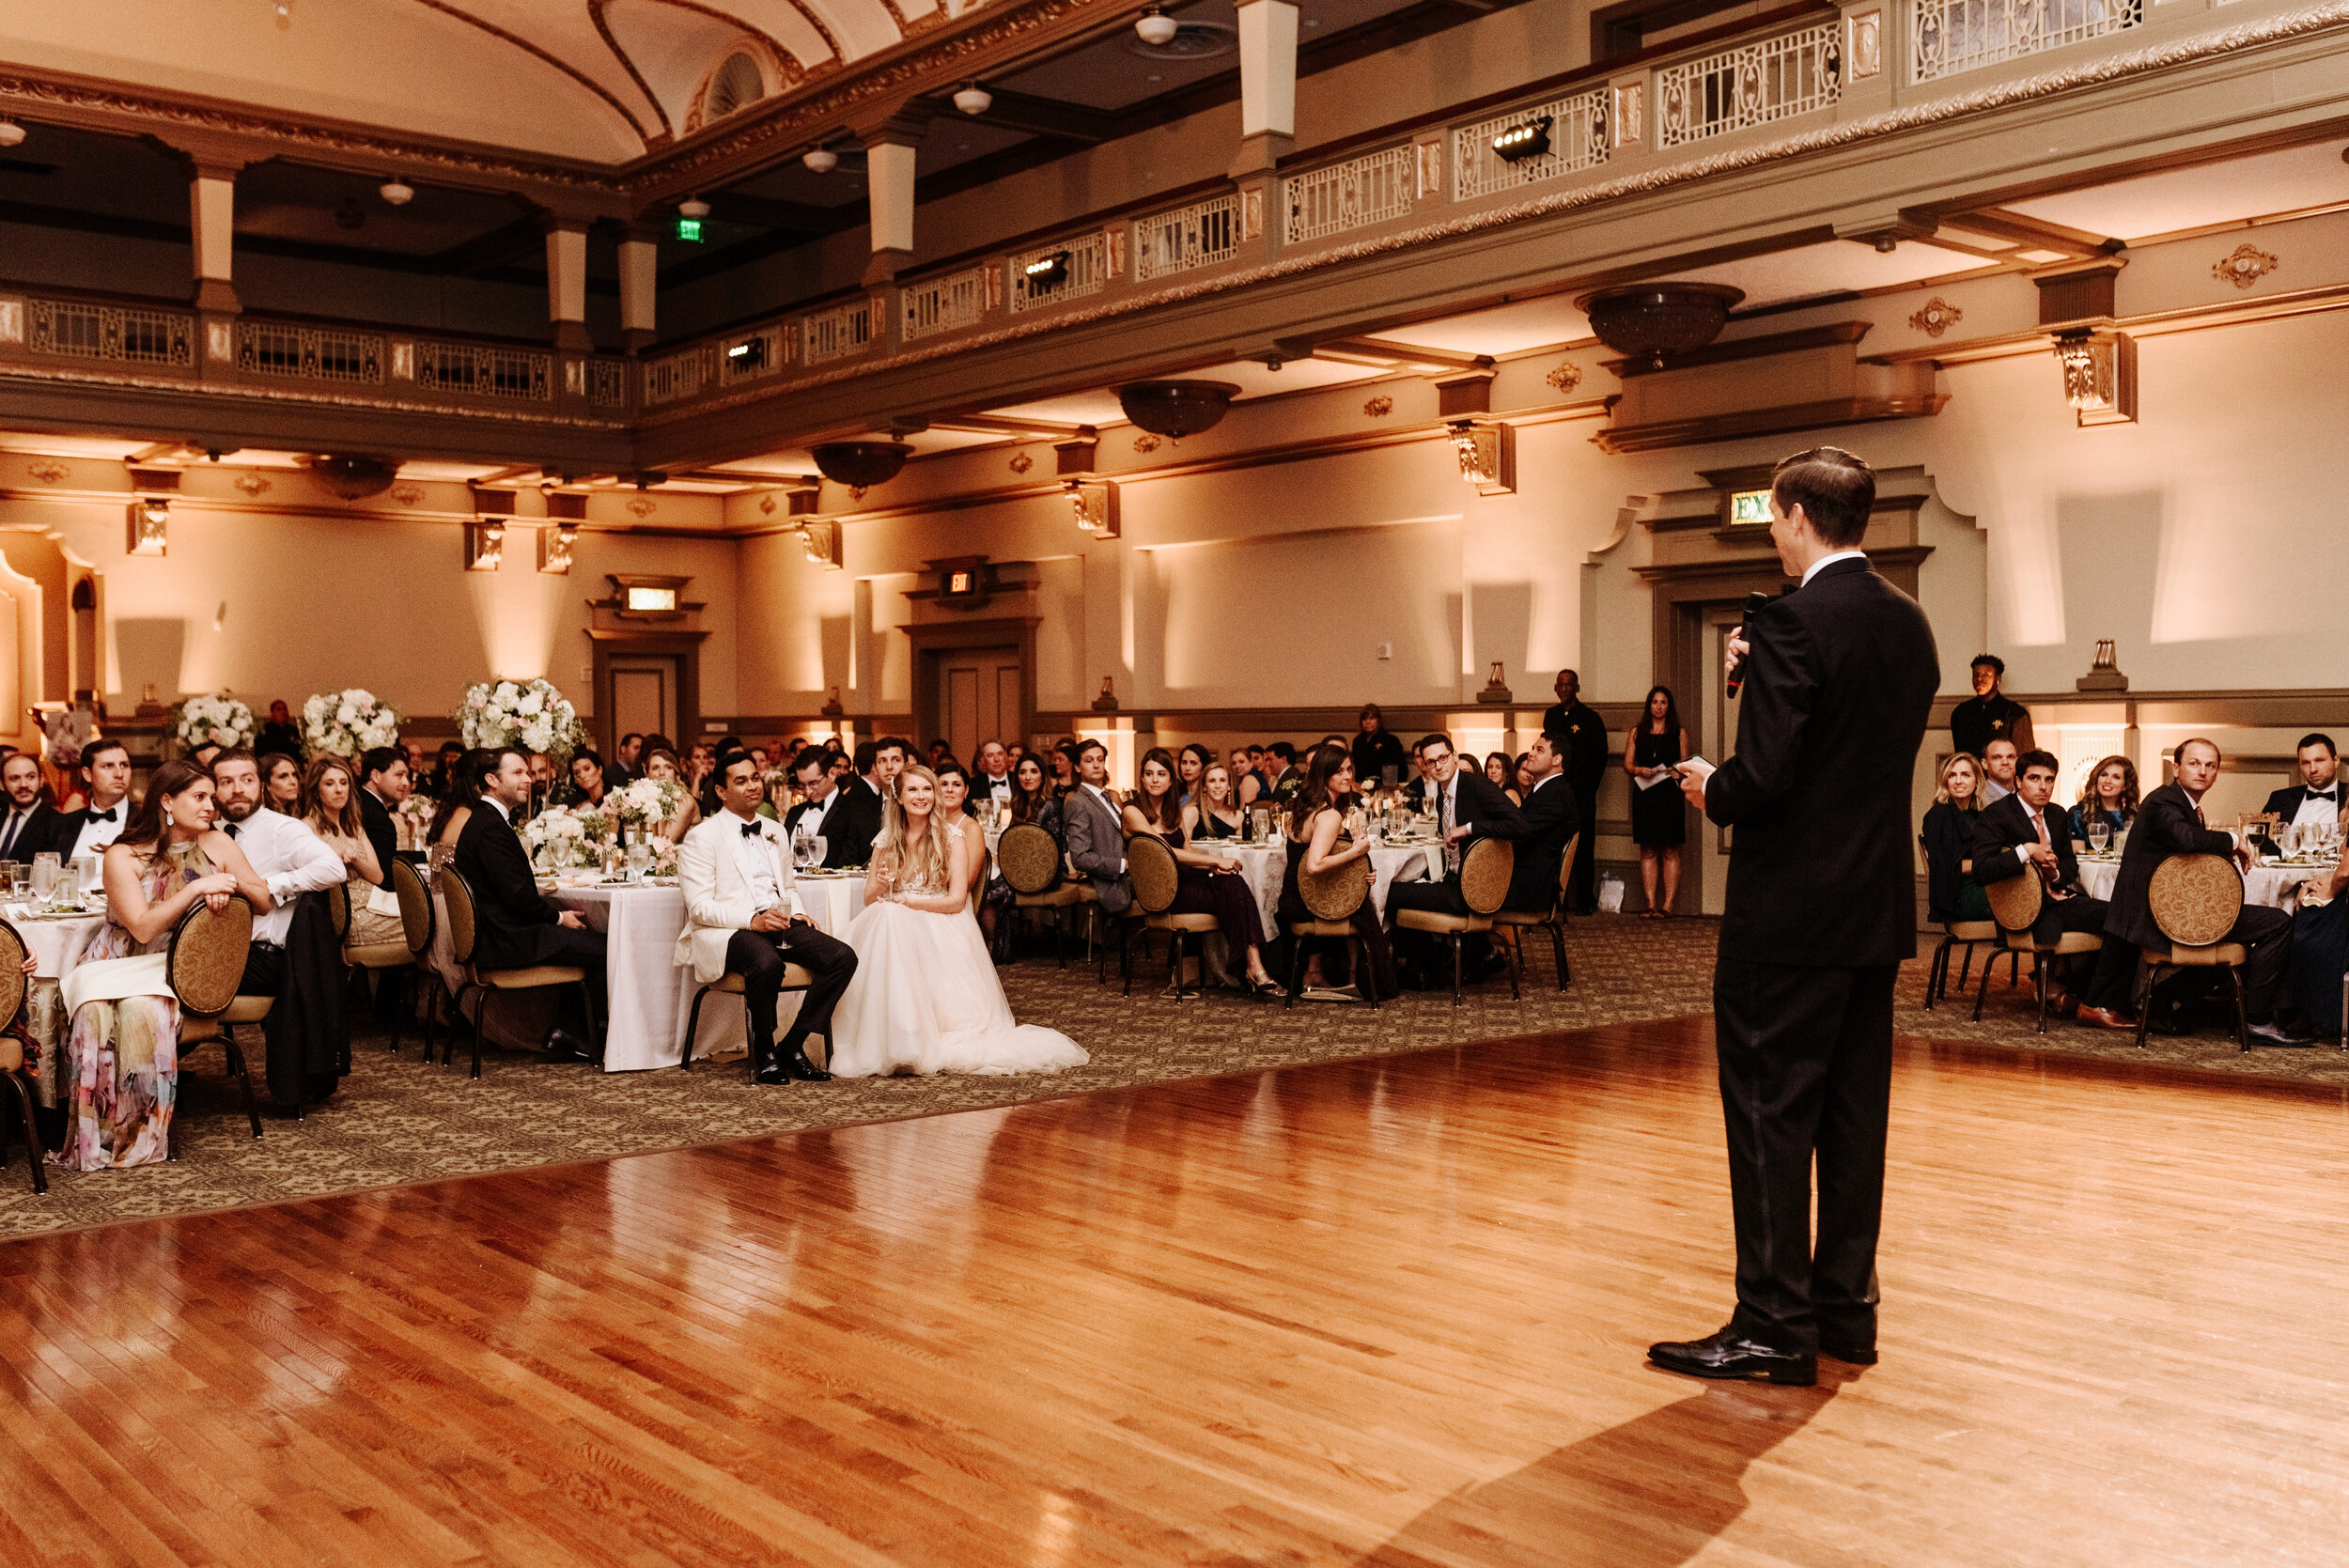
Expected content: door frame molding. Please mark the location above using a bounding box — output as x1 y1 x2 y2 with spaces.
588 629 708 755
905 615 1039 756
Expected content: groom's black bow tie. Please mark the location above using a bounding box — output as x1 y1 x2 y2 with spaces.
92 805 117 822
741 821 764 839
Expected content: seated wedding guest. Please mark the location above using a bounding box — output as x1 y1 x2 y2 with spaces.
1175 743 1211 811
1182 762 1245 841
676 754 850 1084
454 749 605 1062
257 699 303 760
1266 742 1303 804
0 750 66 862
1226 747 1263 807
874 736 910 797
1951 653 2034 759
427 740 464 801
357 746 408 874
403 740 428 784
1969 750 2137 1029
62 738 134 863
259 753 303 815
1387 732 1524 981
926 738 952 769
935 759 983 823
1352 704 1409 792
2105 737 2305 1043
522 751 557 821
60 761 271 1169
1921 753 1994 924
808 742 883 869
785 744 842 840
1484 751 1521 807
638 744 699 843
1008 754 1058 836
301 755 403 949
1500 735 1579 915
2263 734 2342 831
1061 738 1132 917
214 750 353 1104
606 732 643 787
1124 748 1283 995
1626 685 1691 920
427 748 496 855
2287 846 2349 1036
1514 752 1537 800
1277 746 1397 1000
827 748 853 786
973 740 1016 815
1049 741 1079 802
562 749 610 811
1980 737 2019 804
2070 754 2139 844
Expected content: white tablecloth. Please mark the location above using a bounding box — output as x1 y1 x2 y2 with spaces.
1224 840 1433 933
2076 857 2330 913
9 909 107 1110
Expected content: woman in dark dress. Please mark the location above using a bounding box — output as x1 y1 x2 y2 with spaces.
1275 746 1398 1000
2068 753 2138 846
1181 762 1245 841
1921 752 1994 924
1124 748 1283 994
1624 684 1689 918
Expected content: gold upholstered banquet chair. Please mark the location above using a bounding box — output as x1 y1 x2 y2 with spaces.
1919 833 2010 1011
2134 853 2252 1053
1284 846 1380 1012
679 966 816 1079
436 864 599 1080
335 877 415 1047
0 918 46 1194
1394 835 1518 1007
1974 870 2104 1034
1489 831 1579 992
386 859 441 1058
168 896 269 1156
1120 831 1220 1001
996 821 1096 969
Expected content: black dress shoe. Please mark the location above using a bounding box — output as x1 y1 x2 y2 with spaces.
542 1029 593 1063
1819 1342 1878 1365
752 1053 792 1086
780 1045 833 1082
1647 1328 1816 1386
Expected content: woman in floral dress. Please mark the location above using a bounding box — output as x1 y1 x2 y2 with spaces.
56 760 271 1171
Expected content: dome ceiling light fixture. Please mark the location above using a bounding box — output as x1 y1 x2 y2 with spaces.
1134 7 1179 46
953 83 993 116
379 179 414 206
1115 379 1242 439
677 196 712 219
810 440 914 489
1123 15 1234 57
802 146 839 174
0 121 23 149
1574 281 1747 368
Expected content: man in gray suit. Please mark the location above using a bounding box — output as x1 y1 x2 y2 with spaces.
1059 737 1131 914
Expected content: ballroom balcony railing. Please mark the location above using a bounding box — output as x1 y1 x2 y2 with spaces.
1657 21 1843 147
1453 87 1611 200
1912 0 2142 80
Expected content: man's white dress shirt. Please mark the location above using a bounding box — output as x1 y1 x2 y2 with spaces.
66 801 127 863
225 808 349 943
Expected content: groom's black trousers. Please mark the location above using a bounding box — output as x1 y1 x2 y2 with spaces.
724 924 857 1048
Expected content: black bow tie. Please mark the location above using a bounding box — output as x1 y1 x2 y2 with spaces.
2312 789 2337 802
741 822 764 839
92 806 117 823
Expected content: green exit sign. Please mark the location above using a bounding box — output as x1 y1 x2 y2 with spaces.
675 216 704 242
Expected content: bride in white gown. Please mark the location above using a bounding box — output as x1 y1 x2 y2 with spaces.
826 764 1090 1079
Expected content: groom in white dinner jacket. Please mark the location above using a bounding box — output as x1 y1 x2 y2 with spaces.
676 755 856 1084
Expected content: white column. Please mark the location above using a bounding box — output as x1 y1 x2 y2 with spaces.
863 138 919 284
189 163 241 314
618 224 659 353
539 216 593 352
1231 0 1298 176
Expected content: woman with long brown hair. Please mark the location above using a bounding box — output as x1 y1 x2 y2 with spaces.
303 753 403 947
1123 747 1283 995
1275 743 1397 1000
1625 684 1690 918
427 746 497 858
2070 753 2139 844
56 760 270 1169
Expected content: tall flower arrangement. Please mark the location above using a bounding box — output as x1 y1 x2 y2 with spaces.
174 692 254 753
611 776 681 833
301 688 400 760
458 678 583 760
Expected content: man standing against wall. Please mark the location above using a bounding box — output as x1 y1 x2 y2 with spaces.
1542 671 1608 914
1653 447 1939 1387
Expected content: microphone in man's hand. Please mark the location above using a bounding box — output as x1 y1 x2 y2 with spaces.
1724 591 1770 698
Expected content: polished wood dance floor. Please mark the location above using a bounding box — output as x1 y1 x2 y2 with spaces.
5 1017 2348 1567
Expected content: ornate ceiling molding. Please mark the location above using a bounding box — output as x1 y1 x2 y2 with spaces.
405 0 659 143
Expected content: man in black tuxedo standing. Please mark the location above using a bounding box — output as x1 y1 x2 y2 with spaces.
1650 447 1938 1388
2262 734 2341 833
453 748 606 1061
1968 749 2137 1028
357 745 413 1024
1386 732 1523 980
1499 732 1578 914
1542 671 1609 914
0 751 67 862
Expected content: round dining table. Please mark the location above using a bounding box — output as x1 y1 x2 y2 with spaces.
8 905 108 1113
2075 855 2332 913
1221 837 1436 935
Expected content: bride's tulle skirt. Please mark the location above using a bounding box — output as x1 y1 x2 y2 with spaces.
827 901 1089 1078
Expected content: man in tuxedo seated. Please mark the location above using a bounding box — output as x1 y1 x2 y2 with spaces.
1386 732 1525 981
1060 738 1132 916
973 740 1015 816
677 755 850 1084
1969 750 2137 1028
453 748 605 1061
816 741 885 868
0 751 67 862
2263 734 2341 833
62 739 134 862
213 750 353 1103
1500 734 1579 914
1979 738 2019 804
607 732 644 788
874 736 910 796
2107 736 2306 1043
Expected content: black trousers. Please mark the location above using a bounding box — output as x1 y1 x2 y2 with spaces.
2031 893 2135 1011
1384 875 1492 970
724 924 857 1049
1713 957 1897 1357
237 893 350 1105
503 924 608 1036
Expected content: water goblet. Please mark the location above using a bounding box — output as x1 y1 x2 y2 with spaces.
30 852 57 898
2087 819 2109 856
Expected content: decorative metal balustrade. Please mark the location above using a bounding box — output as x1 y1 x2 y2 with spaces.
585 357 627 409
645 346 713 406
1454 89 1611 200
1008 232 1117 314
1657 22 1843 148
1284 146 1415 244
28 301 193 367
238 323 383 384
803 297 880 365
1135 195 1240 281
411 339 551 401
1912 0 2141 80
902 267 988 341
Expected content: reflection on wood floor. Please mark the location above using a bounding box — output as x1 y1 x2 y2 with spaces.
3 1017 2347 1567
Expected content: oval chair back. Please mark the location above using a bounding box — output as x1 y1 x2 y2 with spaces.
168 898 254 1018
1126 832 1181 915
0 919 26 1035
328 880 351 941
1985 871 2045 936
392 857 436 959
1299 849 1370 923
2149 854 2244 949
1552 832 1581 917
1458 835 1515 917
997 823 1065 895
440 864 481 968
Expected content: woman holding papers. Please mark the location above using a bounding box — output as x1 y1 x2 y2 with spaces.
1625 684 1690 917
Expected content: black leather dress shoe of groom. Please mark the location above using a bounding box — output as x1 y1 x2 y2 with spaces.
1647 1328 1817 1386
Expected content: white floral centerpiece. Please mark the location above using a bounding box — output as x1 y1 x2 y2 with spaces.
458 678 583 760
519 804 608 869
174 692 254 753
394 793 437 852
610 776 682 834
302 687 401 760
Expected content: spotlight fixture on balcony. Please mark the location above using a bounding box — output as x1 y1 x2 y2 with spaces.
1023 250 1071 291
810 440 914 489
1116 379 1241 439
953 83 993 116
1491 115 1552 164
1134 6 1179 46
2052 329 2136 427
379 179 414 206
0 121 24 150
724 335 768 373
802 146 839 174
1575 281 1746 368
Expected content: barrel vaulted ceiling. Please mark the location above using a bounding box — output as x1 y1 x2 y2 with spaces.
0 0 984 163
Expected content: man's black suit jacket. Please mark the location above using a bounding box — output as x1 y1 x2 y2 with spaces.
817 778 883 868
1705 556 1939 968
358 787 400 879
1501 772 1579 910
1543 699 1610 803
1408 769 1520 835
2103 783 2236 953
0 802 68 862
1968 791 2087 900
453 802 570 970
2263 783 2341 824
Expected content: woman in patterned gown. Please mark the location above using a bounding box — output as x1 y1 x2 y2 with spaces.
56 760 271 1171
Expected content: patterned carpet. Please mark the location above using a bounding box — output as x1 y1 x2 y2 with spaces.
0 914 2338 1240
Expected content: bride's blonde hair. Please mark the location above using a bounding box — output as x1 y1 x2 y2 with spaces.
877 763 953 892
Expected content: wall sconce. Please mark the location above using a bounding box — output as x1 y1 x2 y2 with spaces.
537 521 576 574
126 496 169 556
2052 330 2136 427
1065 479 1119 537
1447 420 1516 495
465 520 506 571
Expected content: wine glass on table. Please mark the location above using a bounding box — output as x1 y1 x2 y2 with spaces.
809 835 827 872
2087 818 2109 857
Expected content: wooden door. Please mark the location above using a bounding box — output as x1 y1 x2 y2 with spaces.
609 655 678 750
937 646 1021 763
